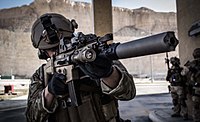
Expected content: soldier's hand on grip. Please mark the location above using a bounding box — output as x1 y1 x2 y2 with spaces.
48 73 68 96
78 55 113 79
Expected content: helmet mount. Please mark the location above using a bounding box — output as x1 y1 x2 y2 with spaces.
40 14 60 45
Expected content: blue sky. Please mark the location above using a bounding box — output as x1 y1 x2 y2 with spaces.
0 0 176 12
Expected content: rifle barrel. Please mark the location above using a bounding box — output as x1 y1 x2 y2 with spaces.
115 31 179 59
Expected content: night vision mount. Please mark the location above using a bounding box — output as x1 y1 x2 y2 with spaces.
40 15 60 44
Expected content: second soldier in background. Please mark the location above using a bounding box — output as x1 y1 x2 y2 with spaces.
166 57 188 120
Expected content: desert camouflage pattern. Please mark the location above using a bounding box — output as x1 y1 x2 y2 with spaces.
166 64 188 118
170 86 187 117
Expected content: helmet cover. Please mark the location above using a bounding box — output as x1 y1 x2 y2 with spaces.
31 13 76 50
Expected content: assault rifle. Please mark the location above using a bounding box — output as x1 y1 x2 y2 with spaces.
44 31 179 106
165 52 170 70
165 52 171 92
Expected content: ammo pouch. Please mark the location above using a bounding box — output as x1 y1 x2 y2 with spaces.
102 100 118 121
55 82 119 122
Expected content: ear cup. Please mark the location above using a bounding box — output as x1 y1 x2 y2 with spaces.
38 50 49 60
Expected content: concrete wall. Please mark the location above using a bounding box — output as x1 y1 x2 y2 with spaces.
93 0 113 36
177 0 200 64
177 0 200 118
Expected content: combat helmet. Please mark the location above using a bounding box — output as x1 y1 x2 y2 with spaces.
31 13 78 50
193 48 200 59
170 57 180 66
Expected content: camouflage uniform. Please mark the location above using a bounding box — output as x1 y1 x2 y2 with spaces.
185 58 200 121
25 60 136 122
166 57 188 119
26 13 136 122
183 48 200 122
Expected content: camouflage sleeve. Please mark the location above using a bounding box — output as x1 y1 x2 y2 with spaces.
25 65 58 122
101 60 136 100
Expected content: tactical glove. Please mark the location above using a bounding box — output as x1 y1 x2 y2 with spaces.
78 55 113 79
48 73 68 96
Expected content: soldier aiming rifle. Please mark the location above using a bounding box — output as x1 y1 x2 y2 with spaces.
25 13 179 122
